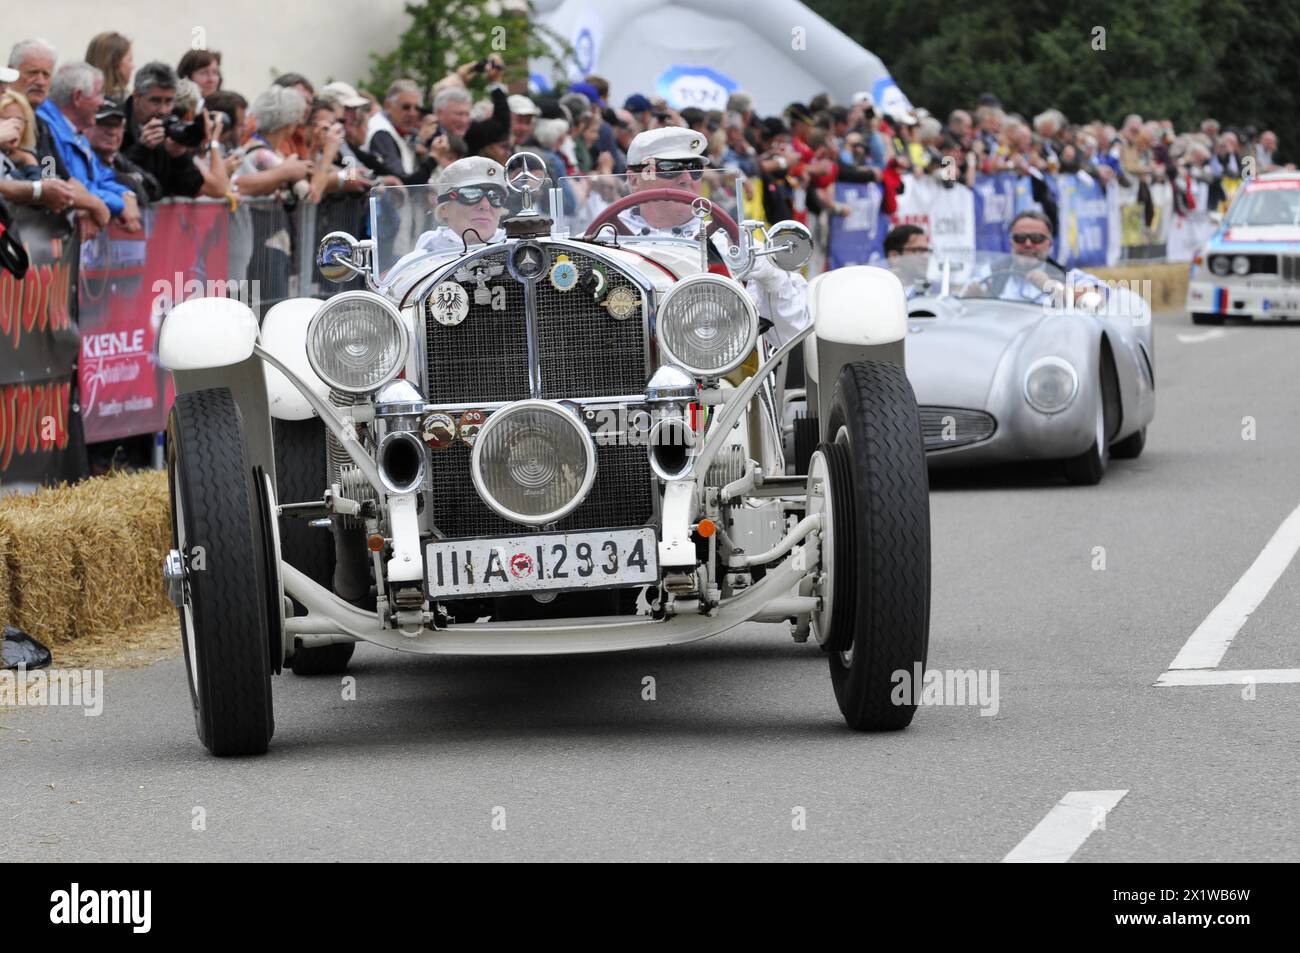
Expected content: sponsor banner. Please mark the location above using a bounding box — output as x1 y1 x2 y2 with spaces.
1055 172 1109 268
973 174 1017 255
827 181 889 268
892 175 976 266
78 201 229 443
0 206 85 484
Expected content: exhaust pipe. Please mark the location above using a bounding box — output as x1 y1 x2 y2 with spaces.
647 414 696 481
377 430 426 495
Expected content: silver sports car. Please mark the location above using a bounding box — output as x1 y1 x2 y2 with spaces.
898 252 1155 484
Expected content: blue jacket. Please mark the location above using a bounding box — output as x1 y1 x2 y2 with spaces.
36 99 130 216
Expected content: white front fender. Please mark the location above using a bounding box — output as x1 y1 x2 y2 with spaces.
158 297 259 371
260 298 330 420
806 266 908 422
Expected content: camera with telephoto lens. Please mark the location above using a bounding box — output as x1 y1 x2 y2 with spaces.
165 113 206 148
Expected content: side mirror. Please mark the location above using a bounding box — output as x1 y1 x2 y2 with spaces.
765 221 814 271
317 231 362 282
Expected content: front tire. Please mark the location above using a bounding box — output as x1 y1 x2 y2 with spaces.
819 361 931 731
1110 426 1146 459
168 388 274 756
1063 360 1118 485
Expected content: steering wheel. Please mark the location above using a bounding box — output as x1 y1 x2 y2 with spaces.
585 188 740 244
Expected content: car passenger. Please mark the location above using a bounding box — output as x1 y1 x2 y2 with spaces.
884 223 932 297
388 156 509 275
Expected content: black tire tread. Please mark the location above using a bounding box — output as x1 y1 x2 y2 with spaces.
826 361 931 731
169 388 273 756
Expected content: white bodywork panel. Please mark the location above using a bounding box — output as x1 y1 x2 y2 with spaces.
386 492 423 584
808 266 907 346
159 297 260 371
658 479 699 567
260 298 329 420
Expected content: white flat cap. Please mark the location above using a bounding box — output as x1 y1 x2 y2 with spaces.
626 126 707 166
0 66 19 84
436 155 506 194
508 94 540 116
321 81 369 109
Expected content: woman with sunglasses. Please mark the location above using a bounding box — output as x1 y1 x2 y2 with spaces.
388 156 509 276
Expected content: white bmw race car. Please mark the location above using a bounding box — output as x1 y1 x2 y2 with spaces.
1187 171 1300 324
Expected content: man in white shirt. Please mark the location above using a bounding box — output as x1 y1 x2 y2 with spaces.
618 126 810 345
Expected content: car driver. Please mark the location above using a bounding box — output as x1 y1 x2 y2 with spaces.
620 126 810 345
966 210 1102 306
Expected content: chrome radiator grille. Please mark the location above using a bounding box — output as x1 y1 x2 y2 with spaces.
423 250 529 403
426 440 655 539
536 247 648 398
919 406 997 450
420 243 655 539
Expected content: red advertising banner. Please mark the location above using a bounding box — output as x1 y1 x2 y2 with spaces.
77 201 229 443
0 205 84 484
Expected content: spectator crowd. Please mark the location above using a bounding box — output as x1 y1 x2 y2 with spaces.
0 28 1291 249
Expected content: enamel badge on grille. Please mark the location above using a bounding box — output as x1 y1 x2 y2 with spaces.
602 286 638 320
428 282 469 326
549 254 578 292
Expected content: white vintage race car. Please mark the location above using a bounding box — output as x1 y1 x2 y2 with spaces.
158 154 931 755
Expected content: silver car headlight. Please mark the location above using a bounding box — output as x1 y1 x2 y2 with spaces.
1023 357 1078 414
656 273 758 377
1209 255 1230 276
471 400 596 525
306 291 408 394
1231 255 1251 276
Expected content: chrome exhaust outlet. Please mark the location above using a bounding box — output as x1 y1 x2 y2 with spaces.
377 430 426 495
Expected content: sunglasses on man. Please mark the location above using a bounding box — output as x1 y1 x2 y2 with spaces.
629 158 706 181
438 185 508 207
1011 231 1050 245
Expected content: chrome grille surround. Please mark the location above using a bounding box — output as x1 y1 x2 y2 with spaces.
919 406 997 451
414 240 658 537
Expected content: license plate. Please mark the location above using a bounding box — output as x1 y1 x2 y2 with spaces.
425 527 658 598
1262 297 1300 313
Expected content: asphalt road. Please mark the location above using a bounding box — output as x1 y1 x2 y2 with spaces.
3 309 1298 862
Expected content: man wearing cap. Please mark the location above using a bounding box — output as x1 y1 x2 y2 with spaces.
624 94 653 130
508 94 540 148
621 126 809 344
385 155 509 282
87 98 159 205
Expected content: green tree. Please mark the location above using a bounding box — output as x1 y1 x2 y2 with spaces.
365 0 573 100
808 0 1297 160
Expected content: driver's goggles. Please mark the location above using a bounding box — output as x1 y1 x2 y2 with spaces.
1010 232 1050 245
438 185 508 207
629 159 706 181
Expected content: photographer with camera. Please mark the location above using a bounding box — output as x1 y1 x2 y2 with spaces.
122 61 221 199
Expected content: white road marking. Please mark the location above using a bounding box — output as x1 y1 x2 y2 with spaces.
1177 328 1227 344
1163 500 1300 673
1155 668 1300 687
1002 790 1128 863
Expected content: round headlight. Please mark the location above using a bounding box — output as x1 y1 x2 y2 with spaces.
306 291 408 394
1024 357 1078 414
471 400 596 525
1232 255 1251 276
1209 255 1231 276
656 273 758 377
